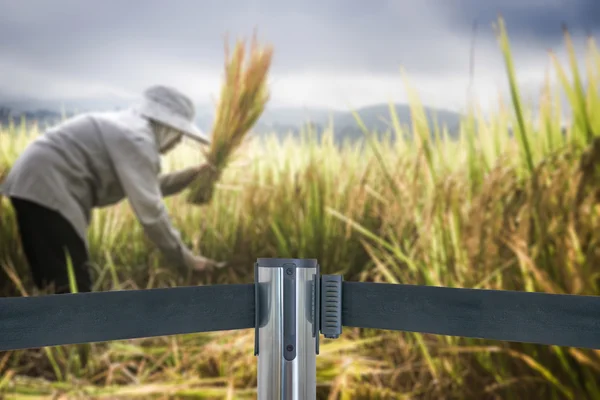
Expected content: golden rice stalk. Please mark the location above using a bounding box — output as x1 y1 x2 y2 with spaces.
187 33 273 204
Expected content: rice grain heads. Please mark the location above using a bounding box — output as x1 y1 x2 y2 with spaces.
187 34 274 205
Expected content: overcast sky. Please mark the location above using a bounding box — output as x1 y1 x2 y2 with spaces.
0 0 598 114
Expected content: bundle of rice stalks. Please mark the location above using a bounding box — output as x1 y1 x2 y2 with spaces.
187 33 273 205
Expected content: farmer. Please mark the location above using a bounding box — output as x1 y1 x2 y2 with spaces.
0 85 223 294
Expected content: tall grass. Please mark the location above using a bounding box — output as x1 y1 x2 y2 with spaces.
1 16 600 399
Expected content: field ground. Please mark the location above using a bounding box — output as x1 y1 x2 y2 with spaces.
2 18 600 400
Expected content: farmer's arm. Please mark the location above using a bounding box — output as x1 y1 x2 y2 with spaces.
158 166 201 197
159 163 219 198
109 137 197 270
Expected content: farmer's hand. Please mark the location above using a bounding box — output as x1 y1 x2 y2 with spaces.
185 162 221 205
193 162 219 176
189 254 227 272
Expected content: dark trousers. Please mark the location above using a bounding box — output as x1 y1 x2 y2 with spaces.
10 197 92 294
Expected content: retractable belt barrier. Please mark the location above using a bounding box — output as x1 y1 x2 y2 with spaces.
2 258 600 398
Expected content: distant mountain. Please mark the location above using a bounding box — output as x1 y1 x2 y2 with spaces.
201 103 463 144
0 100 464 145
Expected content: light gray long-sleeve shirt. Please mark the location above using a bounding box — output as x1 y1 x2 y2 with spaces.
0 107 197 269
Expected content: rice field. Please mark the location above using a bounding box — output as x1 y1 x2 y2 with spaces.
1 17 600 399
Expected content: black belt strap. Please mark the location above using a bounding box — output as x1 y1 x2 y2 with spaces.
0 284 255 351
342 282 600 349
4 280 600 352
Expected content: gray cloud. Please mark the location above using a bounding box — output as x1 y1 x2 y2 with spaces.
446 0 600 40
0 0 597 109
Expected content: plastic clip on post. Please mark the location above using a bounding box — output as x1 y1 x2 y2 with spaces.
320 275 343 339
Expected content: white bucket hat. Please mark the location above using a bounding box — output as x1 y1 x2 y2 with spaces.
136 85 211 145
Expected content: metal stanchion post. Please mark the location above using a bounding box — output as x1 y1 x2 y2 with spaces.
254 258 320 399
